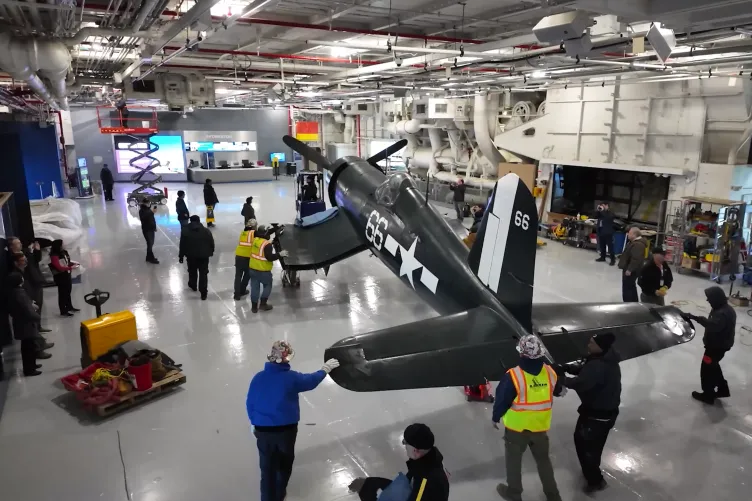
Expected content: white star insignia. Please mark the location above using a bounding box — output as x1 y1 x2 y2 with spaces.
397 238 423 289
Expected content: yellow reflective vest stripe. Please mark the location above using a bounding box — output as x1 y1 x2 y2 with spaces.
235 230 255 257
249 238 274 271
502 364 557 433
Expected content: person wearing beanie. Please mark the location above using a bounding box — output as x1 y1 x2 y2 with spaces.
178 215 215 300
175 190 190 225
233 218 258 300
349 423 450 501
561 333 622 494
138 200 159 264
247 224 287 313
683 286 736 404
246 341 339 501
638 248 673 306
241 196 256 223
492 335 562 501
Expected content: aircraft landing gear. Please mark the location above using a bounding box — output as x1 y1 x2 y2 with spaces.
281 270 300 288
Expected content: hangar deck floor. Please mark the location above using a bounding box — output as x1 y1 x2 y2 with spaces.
1 179 751 501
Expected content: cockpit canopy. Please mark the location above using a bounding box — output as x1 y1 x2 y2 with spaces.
374 172 416 207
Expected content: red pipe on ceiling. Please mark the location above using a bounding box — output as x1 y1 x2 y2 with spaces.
163 46 382 65
156 9 484 44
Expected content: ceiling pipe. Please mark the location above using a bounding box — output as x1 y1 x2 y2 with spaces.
65 0 162 45
163 46 382 65
305 40 500 58
0 32 72 110
134 0 277 82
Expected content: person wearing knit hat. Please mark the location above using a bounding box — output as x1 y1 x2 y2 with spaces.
561 332 622 494
492 335 562 501
246 341 339 501
349 422 449 501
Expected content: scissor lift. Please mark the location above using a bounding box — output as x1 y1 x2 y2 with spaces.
96 106 168 206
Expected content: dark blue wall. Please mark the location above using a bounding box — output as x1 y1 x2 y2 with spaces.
0 122 62 200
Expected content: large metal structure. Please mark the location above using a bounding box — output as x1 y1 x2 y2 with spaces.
278 135 695 392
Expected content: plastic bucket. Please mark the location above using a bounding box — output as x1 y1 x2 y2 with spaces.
127 362 153 391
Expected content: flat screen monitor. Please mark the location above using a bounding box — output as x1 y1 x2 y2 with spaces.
270 152 286 163
114 135 186 174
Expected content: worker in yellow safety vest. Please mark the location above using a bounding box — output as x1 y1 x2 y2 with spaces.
233 219 258 300
248 225 287 313
492 335 563 501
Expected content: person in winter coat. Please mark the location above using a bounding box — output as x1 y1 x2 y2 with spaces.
247 225 287 313
595 203 616 265
617 227 647 303
561 333 622 494
49 239 80 316
100 164 115 201
241 196 256 223
492 335 562 501
139 201 159 264
11 253 54 355
178 215 215 300
638 248 673 306
449 179 466 221
7 237 49 332
203 179 219 227
683 286 736 404
7 272 46 376
246 341 339 501
176 190 190 225
349 423 450 501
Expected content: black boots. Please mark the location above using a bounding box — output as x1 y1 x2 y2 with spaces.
595 257 606 262
692 391 715 404
716 383 731 398
252 299 273 313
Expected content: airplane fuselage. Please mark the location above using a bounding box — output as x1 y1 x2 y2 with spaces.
329 157 530 339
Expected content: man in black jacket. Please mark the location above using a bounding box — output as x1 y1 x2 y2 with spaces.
7 237 50 332
595 203 615 265
638 248 673 306
179 215 215 300
203 179 219 227
100 164 115 201
561 333 621 494
139 201 159 264
349 423 450 501
683 286 736 404
176 190 190 225
449 179 466 221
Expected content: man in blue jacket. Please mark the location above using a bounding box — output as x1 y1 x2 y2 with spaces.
246 340 340 501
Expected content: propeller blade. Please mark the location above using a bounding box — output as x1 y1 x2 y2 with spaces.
366 139 408 170
282 135 332 170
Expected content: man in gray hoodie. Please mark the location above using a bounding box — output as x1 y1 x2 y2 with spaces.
683 286 736 404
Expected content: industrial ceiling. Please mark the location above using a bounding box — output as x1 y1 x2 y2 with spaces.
2 0 752 111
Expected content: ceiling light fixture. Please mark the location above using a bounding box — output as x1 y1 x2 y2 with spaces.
531 70 547 79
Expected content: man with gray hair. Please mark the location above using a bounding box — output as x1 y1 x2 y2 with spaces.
618 227 647 302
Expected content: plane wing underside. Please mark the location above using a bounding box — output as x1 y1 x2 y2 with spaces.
325 303 695 392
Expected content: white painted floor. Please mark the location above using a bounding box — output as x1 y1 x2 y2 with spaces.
1 178 751 501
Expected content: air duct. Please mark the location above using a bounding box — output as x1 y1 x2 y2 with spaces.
0 33 72 110
474 93 506 169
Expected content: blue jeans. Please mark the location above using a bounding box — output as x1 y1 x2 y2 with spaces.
255 427 298 501
249 269 273 303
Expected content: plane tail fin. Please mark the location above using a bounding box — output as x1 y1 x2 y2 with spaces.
468 174 538 330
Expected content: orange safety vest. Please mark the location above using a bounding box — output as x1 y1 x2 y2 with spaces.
502 364 557 433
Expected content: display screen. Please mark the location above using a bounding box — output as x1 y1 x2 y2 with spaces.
114 135 186 174
271 152 286 163
184 141 257 152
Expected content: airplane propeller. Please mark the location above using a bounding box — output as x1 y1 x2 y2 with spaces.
282 135 332 170
366 139 408 173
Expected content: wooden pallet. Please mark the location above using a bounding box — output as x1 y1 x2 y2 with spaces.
95 370 186 417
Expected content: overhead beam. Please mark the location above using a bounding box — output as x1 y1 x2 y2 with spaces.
370 0 460 31
309 0 376 25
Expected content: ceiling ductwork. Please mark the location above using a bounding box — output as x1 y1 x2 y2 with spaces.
0 32 72 110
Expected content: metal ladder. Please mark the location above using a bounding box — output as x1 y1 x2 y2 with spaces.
125 133 167 206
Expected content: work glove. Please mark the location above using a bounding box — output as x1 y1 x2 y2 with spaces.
322 358 340 373
554 386 568 398
349 478 366 493
179 257 184 264
681 312 695 322
279 250 289 258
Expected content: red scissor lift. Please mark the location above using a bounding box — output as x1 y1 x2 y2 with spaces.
96 106 168 206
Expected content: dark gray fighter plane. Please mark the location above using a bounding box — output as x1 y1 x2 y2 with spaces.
278 135 695 392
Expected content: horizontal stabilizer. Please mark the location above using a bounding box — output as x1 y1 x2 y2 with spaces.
325 307 521 391
276 212 368 271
